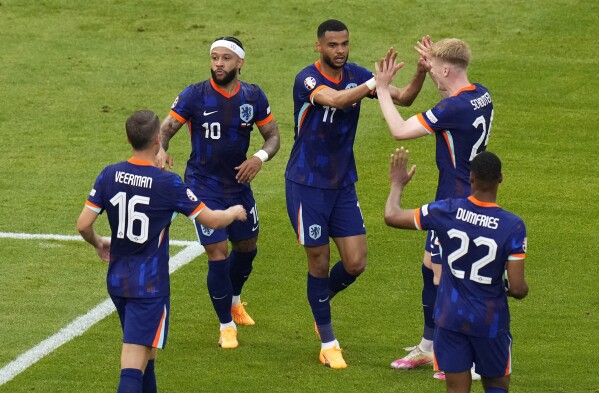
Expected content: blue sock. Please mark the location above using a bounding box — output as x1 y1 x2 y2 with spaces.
207 259 233 323
142 359 156 393
229 249 256 296
328 261 357 299
307 273 335 343
422 264 437 340
485 388 508 393
117 368 143 393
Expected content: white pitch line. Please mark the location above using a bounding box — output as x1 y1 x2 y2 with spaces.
0 231 197 247
0 233 204 386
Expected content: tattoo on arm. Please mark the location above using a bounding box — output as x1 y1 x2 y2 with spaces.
159 115 184 151
258 120 281 158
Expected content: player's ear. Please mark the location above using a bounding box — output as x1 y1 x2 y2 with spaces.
498 174 503 184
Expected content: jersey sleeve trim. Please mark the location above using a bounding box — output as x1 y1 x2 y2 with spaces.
508 253 525 261
85 200 101 213
169 109 186 124
188 202 206 220
416 113 435 134
309 85 328 105
256 113 274 127
414 208 423 230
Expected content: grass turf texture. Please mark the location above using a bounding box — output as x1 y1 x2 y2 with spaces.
1 0 598 391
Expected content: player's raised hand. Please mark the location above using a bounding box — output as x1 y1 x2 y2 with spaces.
235 157 262 184
96 237 110 263
156 147 174 170
389 146 416 188
415 35 433 73
375 48 405 90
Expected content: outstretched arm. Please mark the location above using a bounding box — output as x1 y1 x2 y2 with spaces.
383 47 427 107
384 147 418 229
376 54 430 141
76 207 110 262
195 204 247 229
235 119 281 183
157 114 185 169
313 79 376 110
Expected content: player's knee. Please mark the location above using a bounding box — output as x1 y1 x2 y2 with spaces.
344 257 366 276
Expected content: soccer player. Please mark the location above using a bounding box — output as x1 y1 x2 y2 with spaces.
376 38 494 375
156 37 280 348
76 110 247 393
285 19 427 369
385 147 528 393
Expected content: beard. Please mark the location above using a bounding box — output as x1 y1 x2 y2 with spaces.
322 52 348 70
211 68 238 86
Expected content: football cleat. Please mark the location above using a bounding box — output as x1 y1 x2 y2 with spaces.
218 326 238 349
433 371 446 380
319 346 347 369
231 302 255 326
390 345 433 369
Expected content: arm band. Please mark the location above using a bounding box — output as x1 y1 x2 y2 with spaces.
253 149 269 162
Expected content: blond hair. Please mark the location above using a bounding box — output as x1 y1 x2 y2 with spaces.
430 38 471 69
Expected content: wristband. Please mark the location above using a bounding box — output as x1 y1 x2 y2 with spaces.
365 77 376 90
253 149 269 162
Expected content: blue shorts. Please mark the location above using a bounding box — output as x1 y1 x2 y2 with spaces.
111 295 170 349
194 191 258 245
425 230 441 264
434 326 512 378
285 180 366 246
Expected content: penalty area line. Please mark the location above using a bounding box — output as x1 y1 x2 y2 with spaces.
0 234 204 386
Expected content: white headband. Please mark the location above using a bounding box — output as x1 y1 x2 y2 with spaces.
210 40 245 59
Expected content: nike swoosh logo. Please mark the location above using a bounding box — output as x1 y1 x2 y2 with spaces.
318 296 329 303
252 225 259 231
212 294 227 300
203 110 218 116
430 253 440 257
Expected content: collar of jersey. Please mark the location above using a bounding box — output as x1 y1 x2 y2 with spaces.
314 61 342 84
468 195 499 208
210 78 240 98
452 84 476 97
128 158 154 166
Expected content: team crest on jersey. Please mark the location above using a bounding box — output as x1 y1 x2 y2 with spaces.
201 225 214 236
186 189 198 202
345 83 358 89
304 76 316 90
308 224 322 240
240 104 253 123
171 96 179 109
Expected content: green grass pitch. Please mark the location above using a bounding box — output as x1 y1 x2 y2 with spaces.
1 0 598 392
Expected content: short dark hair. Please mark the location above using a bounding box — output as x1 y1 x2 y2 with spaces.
125 110 160 150
317 19 348 38
213 36 244 50
471 151 502 183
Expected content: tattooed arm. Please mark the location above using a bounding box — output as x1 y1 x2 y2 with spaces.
156 114 184 169
235 119 281 183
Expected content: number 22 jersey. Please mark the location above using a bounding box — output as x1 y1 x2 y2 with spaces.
414 196 527 338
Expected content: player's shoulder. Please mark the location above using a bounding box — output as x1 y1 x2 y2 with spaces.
239 81 265 99
180 80 210 96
